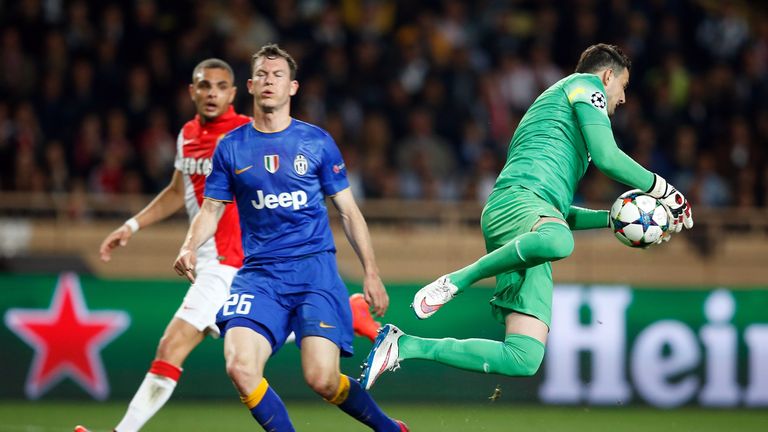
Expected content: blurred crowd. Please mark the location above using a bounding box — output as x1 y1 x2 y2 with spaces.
0 0 767 209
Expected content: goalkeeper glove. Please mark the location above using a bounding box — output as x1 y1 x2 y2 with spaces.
646 174 694 233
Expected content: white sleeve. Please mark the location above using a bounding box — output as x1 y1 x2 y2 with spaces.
173 130 184 172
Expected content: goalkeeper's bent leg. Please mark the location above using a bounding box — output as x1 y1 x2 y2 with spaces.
398 333 545 376
449 221 574 290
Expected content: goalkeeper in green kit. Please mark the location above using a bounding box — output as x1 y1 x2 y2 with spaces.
360 43 694 390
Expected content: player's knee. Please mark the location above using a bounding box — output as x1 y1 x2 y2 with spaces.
156 333 181 361
303 368 339 399
518 350 544 376
502 336 545 377
550 233 574 261
155 323 201 362
537 223 574 261
225 353 261 391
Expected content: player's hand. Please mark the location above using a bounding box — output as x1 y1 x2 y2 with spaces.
660 187 693 233
173 247 197 283
99 225 133 262
647 174 694 233
362 273 389 317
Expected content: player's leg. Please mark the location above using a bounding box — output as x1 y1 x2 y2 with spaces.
362 312 546 390
302 336 403 431
112 318 202 432
414 221 571 318
297 253 406 431
350 293 381 342
399 311 545 372
362 229 553 390
448 218 572 289
414 187 572 318
223 324 294 431
112 265 235 432
219 268 296 431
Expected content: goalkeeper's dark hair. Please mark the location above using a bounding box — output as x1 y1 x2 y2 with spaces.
252 43 298 80
575 44 631 74
192 58 235 83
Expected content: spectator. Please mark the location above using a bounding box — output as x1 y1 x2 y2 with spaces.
43 140 69 193
396 108 456 200
691 152 730 208
0 0 763 209
0 27 36 98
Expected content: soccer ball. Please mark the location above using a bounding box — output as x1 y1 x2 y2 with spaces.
609 190 669 248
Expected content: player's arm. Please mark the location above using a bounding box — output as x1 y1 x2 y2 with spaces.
577 118 654 191
99 170 186 262
566 79 655 191
573 92 693 231
566 205 609 231
330 188 388 317
173 198 226 283
174 136 234 282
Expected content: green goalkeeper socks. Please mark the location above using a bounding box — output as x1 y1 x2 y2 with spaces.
449 222 574 290
398 333 545 377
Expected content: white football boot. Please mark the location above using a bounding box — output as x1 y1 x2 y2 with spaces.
412 275 459 319
359 324 402 390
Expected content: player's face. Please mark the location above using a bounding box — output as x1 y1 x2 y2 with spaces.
189 68 236 121
247 56 298 113
604 68 629 115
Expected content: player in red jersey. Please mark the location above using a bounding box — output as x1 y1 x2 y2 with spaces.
76 59 379 432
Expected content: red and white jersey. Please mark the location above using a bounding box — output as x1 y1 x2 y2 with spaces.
174 106 251 268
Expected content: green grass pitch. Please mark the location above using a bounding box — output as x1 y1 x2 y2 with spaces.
0 401 766 432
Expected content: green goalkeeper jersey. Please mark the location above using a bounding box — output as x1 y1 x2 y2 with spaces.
494 73 633 217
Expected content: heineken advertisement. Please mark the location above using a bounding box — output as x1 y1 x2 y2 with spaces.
1 273 766 407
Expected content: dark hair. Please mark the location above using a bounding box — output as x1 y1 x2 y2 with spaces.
575 44 631 74
191 58 235 83
251 43 298 79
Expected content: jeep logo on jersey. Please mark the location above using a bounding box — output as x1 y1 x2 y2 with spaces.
180 157 212 176
251 190 308 210
294 154 308 176
264 155 279 173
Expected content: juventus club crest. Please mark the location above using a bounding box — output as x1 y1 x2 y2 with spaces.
590 91 607 109
264 155 279 173
294 154 308 176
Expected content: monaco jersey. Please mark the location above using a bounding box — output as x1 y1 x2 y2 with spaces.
204 118 349 266
173 106 251 268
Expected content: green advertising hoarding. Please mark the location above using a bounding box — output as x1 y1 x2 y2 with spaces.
1 273 766 407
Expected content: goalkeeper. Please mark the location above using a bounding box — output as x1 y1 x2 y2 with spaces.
361 43 693 389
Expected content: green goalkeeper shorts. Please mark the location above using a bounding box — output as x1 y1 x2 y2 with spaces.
480 186 565 329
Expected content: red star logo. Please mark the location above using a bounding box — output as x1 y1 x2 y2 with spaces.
4 273 129 400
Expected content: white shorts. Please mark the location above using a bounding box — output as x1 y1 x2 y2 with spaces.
174 262 238 338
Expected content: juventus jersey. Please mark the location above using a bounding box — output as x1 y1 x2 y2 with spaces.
204 118 349 266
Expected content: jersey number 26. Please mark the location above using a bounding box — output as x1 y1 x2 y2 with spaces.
221 293 254 316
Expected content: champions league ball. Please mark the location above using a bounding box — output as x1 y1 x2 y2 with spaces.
609 190 670 248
